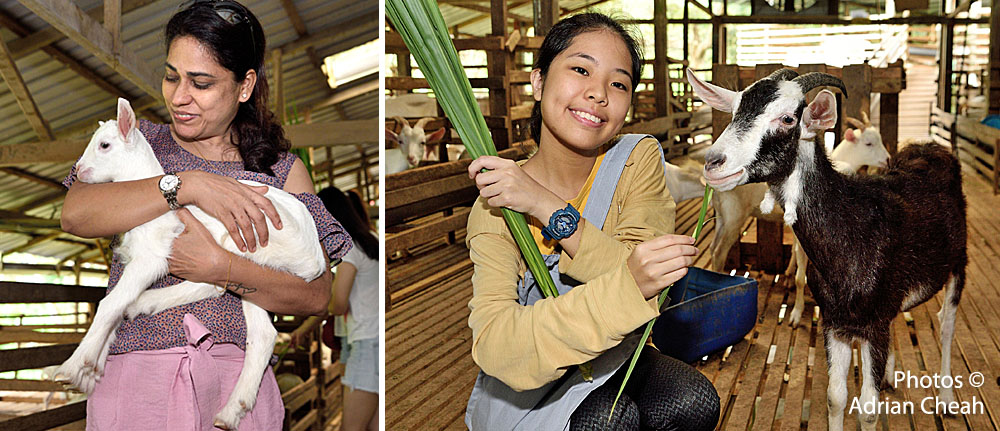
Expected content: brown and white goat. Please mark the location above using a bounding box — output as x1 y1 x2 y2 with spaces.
687 68 967 431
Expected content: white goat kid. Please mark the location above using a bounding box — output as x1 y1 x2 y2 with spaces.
55 98 327 430
385 116 448 174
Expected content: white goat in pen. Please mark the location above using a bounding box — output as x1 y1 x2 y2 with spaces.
385 116 448 174
689 68 966 431
54 98 327 430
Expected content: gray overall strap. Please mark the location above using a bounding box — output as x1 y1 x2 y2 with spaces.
581 134 661 231
465 134 664 431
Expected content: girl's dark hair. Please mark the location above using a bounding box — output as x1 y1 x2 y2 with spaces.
166 1 289 176
317 186 378 260
530 13 644 143
344 189 373 230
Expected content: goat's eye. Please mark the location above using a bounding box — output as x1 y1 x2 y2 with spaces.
781 115 795 125
99 142 110 150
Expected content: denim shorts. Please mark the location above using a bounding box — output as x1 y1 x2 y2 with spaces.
340 337 378 393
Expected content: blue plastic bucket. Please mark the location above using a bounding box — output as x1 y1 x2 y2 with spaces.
651 267 758 363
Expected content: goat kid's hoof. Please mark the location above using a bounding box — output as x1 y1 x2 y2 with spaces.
788 307 804 328
214 404 247 431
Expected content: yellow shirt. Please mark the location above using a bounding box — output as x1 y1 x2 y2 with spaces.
529 152 605 254
465 136 676 391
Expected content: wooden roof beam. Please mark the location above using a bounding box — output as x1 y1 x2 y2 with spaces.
4 232 63 255
6 0 155 60
278 12 379 57
12 190 66 213
0 167 63 189
0 8 166 123
0 34 54 140
279 0 331 97
19 0 163 102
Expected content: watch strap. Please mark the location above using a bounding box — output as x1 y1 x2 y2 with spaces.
160 174 182 210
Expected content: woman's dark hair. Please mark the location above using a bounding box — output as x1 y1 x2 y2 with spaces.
317 186 378 260
530 13 644 143
166 1 289 175
344 189 373 230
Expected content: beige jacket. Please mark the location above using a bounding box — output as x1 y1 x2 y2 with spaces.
465 137 677 391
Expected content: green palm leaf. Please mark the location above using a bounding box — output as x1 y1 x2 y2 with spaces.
609 185 715 420
385 1 559 298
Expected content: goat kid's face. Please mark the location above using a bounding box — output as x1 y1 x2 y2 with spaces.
387 117 446 167
76 98 139 184
835 127 889 171
686 69 840 191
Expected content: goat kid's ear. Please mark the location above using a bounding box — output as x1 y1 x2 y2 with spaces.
426 127 447 143
686 68 736 113
802 90 838 132
116 98 136 142
845 128 856 142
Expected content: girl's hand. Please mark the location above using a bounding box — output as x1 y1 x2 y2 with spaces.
167 208 228 284
176 170 282 252
627 234 699 300
467 156 564 221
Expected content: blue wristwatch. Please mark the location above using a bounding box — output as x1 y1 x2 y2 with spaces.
541 203 580 241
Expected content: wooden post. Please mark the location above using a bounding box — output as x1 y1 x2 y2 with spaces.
103 0 120 57
534 0 559 37
754 64 785 274
654 0 668 118
989 4 1000 115
711 16 726 64
842 64 872 144
880 93 899 155
938 21 954 113
488 0 511 150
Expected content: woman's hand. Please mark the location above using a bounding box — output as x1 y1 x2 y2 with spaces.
167 208 228 284
627 234 699 300
176 170 282 252
468 156 564 221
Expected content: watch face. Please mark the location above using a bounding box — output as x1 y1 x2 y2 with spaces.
159 175 178 191
552 214 575 236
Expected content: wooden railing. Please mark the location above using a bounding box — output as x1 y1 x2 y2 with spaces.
930 107 1000 194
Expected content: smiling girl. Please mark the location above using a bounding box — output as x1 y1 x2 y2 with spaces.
463 13 720 430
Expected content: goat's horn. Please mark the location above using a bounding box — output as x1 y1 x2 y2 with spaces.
767 68 799 81
845 117 866 130
860 111 871 127
392 116 410 129
792 73 848 98
414 117 435 130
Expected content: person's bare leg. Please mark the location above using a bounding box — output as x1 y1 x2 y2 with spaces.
341 386 378 431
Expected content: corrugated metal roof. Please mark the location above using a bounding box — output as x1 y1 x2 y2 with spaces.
0 0 378 264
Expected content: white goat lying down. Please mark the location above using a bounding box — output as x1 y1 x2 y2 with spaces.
688 68 967 431
55 98 327 430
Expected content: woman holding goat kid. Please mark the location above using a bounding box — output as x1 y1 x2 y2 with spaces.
463 13 719 430
59 1 349 428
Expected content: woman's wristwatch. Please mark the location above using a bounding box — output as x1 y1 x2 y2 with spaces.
541 203 580 240
158 173 182 210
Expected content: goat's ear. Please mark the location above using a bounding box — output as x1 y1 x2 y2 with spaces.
385 128 399 144
686 68 736 113
802 90 838 132
117 98 136 142
845 128 856 143
426 127 446 143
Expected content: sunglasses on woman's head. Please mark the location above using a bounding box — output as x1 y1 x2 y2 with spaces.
177 0 257 65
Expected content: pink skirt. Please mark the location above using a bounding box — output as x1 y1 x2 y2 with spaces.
86 314 284 430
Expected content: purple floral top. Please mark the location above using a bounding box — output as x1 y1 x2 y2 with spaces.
63 120 351 353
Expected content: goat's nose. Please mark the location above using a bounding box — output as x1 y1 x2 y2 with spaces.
705 154 726 172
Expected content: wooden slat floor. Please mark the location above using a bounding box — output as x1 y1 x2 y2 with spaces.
386 165 1000 431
